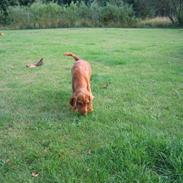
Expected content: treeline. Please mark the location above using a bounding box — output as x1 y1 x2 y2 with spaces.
0 0 182 28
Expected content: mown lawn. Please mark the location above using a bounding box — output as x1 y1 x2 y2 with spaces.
0 28 183 183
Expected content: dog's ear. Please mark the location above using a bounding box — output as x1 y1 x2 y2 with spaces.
70 97 76 107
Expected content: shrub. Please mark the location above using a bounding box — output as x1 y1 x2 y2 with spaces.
2 1 136 29
99 2 135 27
7 6 31 29
29 2 63 28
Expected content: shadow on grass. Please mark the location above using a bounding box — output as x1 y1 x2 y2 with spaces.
10 88 80 123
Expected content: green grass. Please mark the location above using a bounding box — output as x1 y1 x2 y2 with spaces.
0 28 183 183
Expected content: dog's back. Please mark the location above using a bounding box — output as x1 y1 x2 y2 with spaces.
64 52 92 82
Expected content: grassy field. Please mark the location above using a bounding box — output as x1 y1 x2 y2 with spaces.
0 28 183 183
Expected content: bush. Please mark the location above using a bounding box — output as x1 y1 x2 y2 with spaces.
1 1 136 29
30 2 62 28
98 2 135 27
7 2 63 29
7 6 31 29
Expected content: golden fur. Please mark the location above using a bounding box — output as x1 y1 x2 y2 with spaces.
64 52 94 115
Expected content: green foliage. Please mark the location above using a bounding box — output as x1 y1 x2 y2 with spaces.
166 0 183 25
4 1 136 28
0 0 9 24
1 0 182 28
99 2 135 26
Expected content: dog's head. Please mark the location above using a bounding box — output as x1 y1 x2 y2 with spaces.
70 92 94 115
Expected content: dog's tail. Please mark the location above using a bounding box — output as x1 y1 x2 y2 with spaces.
64 52 80 61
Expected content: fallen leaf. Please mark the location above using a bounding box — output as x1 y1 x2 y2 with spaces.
6 159 10 163
32 172 39 177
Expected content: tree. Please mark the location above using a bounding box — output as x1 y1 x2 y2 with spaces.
168 0 183 25
124 0 155 17
157 0 183 25
0 0 9 23
18 0 36 5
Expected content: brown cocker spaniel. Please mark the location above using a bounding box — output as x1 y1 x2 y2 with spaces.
64 52 94 115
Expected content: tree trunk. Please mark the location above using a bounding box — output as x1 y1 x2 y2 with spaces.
168 15 175 24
